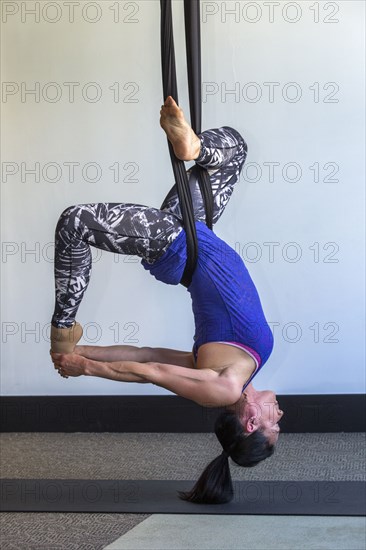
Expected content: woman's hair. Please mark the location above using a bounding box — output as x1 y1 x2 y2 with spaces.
178 409 275 504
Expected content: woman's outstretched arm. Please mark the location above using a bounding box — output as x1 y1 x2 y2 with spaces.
51 353 240 407
93 360 240 407
75 345 195 368
51 353 150 383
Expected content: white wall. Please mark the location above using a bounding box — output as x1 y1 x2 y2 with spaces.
1 1 364 396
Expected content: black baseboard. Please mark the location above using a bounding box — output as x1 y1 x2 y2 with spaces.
0 394 365 433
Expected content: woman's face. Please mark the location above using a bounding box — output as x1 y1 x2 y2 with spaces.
256 390 284 445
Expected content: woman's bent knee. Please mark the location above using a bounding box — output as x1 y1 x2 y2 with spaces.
59 205 79 219
56 205 81 233
222 126 248 151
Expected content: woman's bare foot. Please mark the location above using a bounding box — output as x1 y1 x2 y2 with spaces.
160 96 201 161
50 321 83 354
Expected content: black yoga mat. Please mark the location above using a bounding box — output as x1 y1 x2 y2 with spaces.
1 480 365 515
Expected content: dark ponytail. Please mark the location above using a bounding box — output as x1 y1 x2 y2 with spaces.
178 410 275 504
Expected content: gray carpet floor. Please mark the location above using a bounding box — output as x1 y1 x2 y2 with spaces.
0 432 365 549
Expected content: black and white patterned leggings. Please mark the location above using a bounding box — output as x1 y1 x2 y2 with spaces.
52 126 248 328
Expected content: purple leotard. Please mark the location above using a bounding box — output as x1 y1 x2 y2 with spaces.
141 221 274 390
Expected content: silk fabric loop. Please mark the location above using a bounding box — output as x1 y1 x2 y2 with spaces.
160 0 214 287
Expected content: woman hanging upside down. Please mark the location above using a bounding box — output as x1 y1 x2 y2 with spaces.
50 96 284 504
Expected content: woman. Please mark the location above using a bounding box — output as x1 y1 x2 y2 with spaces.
50 96 284 504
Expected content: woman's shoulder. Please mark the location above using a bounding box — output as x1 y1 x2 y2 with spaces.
195 342 256 387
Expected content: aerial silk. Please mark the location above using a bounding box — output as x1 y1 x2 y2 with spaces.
160 0 214 287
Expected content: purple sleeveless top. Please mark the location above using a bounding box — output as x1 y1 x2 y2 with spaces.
141 221 274 390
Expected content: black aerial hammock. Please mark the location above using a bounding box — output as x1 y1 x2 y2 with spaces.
160 0 214 288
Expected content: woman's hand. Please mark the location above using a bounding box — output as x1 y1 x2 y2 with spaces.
50 351 88 378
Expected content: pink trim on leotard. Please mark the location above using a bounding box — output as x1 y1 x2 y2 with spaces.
215 341 261 370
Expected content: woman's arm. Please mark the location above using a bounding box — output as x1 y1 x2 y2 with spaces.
76 345 195 368
53 354 241 406
87 360 241 407
85 359 151 384
51 353 150 383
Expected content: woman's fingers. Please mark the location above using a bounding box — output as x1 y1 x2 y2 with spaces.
50 351 70 378
56 354 86 377
50 350 86 379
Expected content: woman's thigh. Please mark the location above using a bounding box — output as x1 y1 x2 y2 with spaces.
56 202 184 264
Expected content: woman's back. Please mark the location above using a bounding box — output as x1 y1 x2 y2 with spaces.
141 220 274 374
